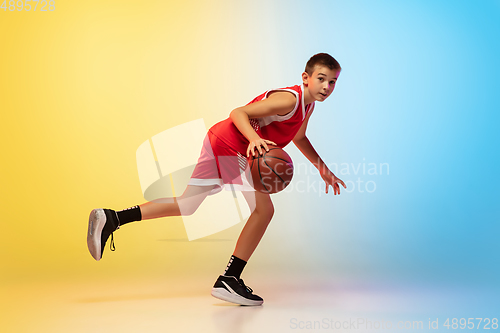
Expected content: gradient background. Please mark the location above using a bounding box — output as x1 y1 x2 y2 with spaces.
1 0 499 332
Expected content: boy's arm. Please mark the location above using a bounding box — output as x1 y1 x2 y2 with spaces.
231 91 297 157
293 111 347 195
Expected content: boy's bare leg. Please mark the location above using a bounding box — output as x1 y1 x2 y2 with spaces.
139 184 216 220
87 184 215 261
232 190 274 261
210 190 270 306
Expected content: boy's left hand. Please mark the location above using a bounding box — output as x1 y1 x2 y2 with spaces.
321 170 346 195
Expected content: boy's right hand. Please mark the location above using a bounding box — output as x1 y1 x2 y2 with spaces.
247 138 277 157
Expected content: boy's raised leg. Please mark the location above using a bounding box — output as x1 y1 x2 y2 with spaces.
87 184 216 261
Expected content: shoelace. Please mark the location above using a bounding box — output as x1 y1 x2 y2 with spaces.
110 232 116 251
109 212 120 252
239 279 253 293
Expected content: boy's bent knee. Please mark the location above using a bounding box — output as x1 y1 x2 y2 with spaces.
177 186 214 216
176 198 201 216
177 202 201 216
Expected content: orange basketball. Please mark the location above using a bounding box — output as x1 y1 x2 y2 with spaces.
247 147 294 194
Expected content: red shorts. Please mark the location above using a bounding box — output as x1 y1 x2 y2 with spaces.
188 131 254 195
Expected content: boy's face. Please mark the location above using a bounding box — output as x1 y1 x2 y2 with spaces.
302 66 341 102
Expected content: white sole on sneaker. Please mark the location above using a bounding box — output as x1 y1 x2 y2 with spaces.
211 288 263 306
87 208 106 261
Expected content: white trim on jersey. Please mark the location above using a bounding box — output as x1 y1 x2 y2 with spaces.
301 83 306 120
257 84 314 129
300 84 316 120
300 83 315 120
258 88 300 127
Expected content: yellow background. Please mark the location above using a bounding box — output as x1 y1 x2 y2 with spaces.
0 2 302 330
1 0 287 282
0 1 300 320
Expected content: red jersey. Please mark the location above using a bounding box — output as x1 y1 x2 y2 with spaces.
209 84 315 155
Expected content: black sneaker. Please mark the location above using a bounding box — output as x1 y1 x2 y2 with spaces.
87 208 120 261
211 275 264 306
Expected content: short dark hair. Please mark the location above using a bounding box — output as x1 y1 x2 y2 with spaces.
305 53 341 75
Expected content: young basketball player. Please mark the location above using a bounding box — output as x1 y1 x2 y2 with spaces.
87 53 347 306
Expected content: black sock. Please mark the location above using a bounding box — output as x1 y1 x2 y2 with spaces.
223 255 247 279
116 205 142 226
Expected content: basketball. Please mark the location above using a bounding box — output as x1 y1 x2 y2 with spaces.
247 147 294 194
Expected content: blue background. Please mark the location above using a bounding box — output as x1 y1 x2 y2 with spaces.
263 0 499 292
